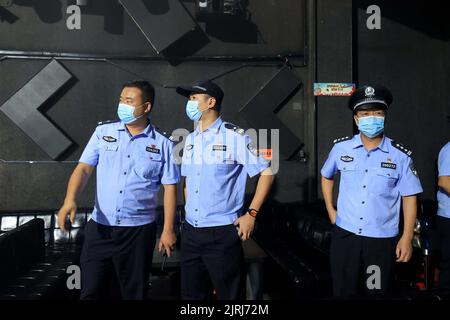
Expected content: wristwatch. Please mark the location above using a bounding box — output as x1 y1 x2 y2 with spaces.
247 208 258 218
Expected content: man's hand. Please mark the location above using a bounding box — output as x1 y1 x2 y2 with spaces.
233 214 255 241
396 236 413 262
57 199 77 232
327 206 337 225
159 229 176 258
321 176 336 225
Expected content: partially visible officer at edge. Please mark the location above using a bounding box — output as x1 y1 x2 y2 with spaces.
176 79 275 300
321 85 423 297
436 141 450 288
57 80 180 300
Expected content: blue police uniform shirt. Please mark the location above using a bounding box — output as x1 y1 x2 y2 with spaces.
79 120 180 227
437 141 450 218
181 117 270 228
321 134 423 238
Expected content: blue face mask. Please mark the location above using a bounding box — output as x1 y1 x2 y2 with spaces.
186 100 207 121
357 116 385 138
117 103 146 124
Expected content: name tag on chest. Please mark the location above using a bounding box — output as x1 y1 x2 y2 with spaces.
212 145 227 151
381 162 397 170
146 146 160 154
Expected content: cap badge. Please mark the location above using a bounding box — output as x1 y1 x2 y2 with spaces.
365 86 375 97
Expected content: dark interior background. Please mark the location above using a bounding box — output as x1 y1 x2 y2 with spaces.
316 0 450 204
0 0 448 212
0 0 309 211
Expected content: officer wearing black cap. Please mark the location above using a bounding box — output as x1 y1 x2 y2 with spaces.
321 85 423 296
176 79 274 299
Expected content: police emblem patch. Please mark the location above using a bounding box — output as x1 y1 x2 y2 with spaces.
340 155 354 162
381 162 397 170
212 145 227 151
409 162 418 177
146 145 160 154
365 86 375 97
102 136 117 142
247 143 258 156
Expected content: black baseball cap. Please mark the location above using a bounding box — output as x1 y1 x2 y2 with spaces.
348 85 393 112
176 79 224 106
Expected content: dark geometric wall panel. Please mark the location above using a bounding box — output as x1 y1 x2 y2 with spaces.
119 0 196 54
0 60 74 159
239 67 303 158
0 1 305 57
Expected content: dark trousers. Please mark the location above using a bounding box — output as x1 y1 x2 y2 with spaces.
330 225 397 297
180 222 244 300
437 216 450 289
80 219 156 300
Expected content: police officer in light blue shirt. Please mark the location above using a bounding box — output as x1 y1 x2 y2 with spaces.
176 79 274 300
436 141 450 288
321 85 423 297
57 81 180 300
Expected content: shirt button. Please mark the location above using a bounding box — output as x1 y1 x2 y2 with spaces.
117 209 121 212
195 190 198 194
362 201 365 204
197 173 200 176
367 154 370 157
195 209 198 212
360 217 363 220
119 190 123 194
127 155 130 158
365 169 368 173
124 172 127 175
363 185 366 188
116 220 121 225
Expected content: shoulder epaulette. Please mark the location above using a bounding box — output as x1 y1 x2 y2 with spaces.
97 119 120 126
155 127 175 142
391 140 413 156
224 123 245 135
333 136 351 144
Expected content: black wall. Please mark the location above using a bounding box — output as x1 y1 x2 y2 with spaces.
355 0 450 200
316 0 450 202
2 0 447 212
0 0 311 211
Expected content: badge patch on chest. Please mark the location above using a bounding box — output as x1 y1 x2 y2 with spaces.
381 162 397 170
340 155 354 162
247 143 258 156
409 162 418 177
146 145 160 154
102 136 117 142
212 145 227 151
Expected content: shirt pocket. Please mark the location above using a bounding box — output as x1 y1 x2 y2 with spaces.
137 151 164 179
215 151 236 174
338 162 357 188
99 143 119 161
372 168 399 196
100 143 118 152
204 151 235 212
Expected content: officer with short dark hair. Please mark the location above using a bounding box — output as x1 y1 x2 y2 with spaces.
176 79 274 300
57 80 180 300
321 85 423 296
